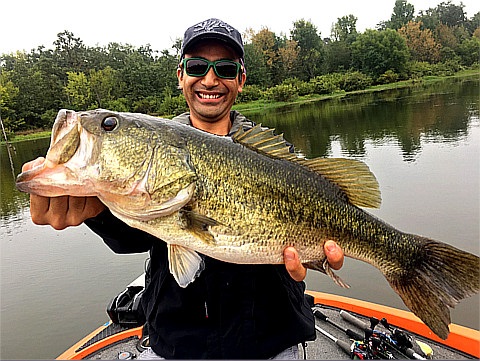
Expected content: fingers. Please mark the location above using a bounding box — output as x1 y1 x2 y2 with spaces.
23 158 107 230
324 240 344 270
284 241 344 282
284 246 307 282
29 195 105 230
83 197 107 219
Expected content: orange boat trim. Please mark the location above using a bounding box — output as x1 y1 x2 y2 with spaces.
307 290 480 358
57 293 479 359
56 322 143 360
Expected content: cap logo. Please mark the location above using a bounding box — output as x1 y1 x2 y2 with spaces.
193 19 235 34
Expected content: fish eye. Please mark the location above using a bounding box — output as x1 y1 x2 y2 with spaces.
101 116 118 132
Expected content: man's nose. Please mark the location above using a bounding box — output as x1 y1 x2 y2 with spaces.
201 66 219 87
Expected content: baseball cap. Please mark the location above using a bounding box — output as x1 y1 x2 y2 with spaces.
181 18 244 59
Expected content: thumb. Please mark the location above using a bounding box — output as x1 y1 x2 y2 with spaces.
284 247 307 282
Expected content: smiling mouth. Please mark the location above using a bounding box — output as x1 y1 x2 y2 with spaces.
197 92 222 100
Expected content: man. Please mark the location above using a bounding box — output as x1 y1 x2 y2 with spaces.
22 18 344 359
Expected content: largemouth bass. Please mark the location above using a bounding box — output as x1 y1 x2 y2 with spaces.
16 109 479 340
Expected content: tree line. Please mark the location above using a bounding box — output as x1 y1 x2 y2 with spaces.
1 0 478 135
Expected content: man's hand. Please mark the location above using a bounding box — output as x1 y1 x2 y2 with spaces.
22 158 106 230
284 240 344 282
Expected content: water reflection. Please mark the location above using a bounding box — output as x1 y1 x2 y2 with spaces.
1 137 50 219
247 79 478 162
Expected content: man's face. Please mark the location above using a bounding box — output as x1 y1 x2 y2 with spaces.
178 40 246 124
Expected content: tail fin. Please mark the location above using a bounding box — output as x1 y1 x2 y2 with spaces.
388 237 479 339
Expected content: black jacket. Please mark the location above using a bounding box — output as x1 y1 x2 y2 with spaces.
85 111 315 359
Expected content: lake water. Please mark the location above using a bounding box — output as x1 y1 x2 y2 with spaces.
1 78 479 359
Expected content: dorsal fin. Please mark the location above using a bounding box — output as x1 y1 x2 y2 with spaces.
303 158 381 208
233 124 298 161
233 124 381 208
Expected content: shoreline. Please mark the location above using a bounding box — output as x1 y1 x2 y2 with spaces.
2 70 478 144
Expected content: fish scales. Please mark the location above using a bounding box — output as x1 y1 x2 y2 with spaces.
185 132 337 257
184 128 411 271
15 109 479 340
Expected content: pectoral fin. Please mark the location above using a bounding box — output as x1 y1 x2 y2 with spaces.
178 210 221 245
168 244 205 287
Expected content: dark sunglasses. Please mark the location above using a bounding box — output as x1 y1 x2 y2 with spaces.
182 57 242 79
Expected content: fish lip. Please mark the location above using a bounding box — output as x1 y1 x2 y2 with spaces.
16 162 47 189
15 162 87 196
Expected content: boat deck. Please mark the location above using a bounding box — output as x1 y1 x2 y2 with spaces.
77 305 473 360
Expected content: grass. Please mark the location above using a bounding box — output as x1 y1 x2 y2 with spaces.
2 130 51 144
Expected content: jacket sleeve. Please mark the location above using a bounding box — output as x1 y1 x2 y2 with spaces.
84 209 155 254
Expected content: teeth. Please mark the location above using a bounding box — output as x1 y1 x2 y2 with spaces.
199 93 220 99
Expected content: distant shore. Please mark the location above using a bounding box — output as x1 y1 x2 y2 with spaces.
2 69 478 145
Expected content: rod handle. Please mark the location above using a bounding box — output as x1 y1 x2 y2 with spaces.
336 339 353 355
340 310 369 330
346 328 364 341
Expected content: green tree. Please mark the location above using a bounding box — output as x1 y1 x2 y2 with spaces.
53 30 88 75
416 8 440 31
464 11 480 35
326 15 358 73
243 42 269 87
291 19 325 80
324 40 352 73
2 51 64 128
457 36 480 65
0 70 23 132
351 29 410 80
89 66 125 108
388 0 415 30
151 50 182 98
417 1 467 30
65 71 92 109
118 45 167 103
171 38 183 58
331 15 358 42
435 1 466 27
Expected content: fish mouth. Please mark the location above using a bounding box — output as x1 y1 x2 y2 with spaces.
15 109 94 196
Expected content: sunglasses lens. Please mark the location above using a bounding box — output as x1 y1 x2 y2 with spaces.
215 61 239 78
185 59 209 76
184 58 240 79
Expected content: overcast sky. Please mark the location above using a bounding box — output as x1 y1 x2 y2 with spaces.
2 0 478 55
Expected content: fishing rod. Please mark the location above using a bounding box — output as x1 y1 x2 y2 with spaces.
380 317 433 359
314 324 370 359
340 310 428 360
0 114 17 181
313 308 364 342
314 307 394 359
